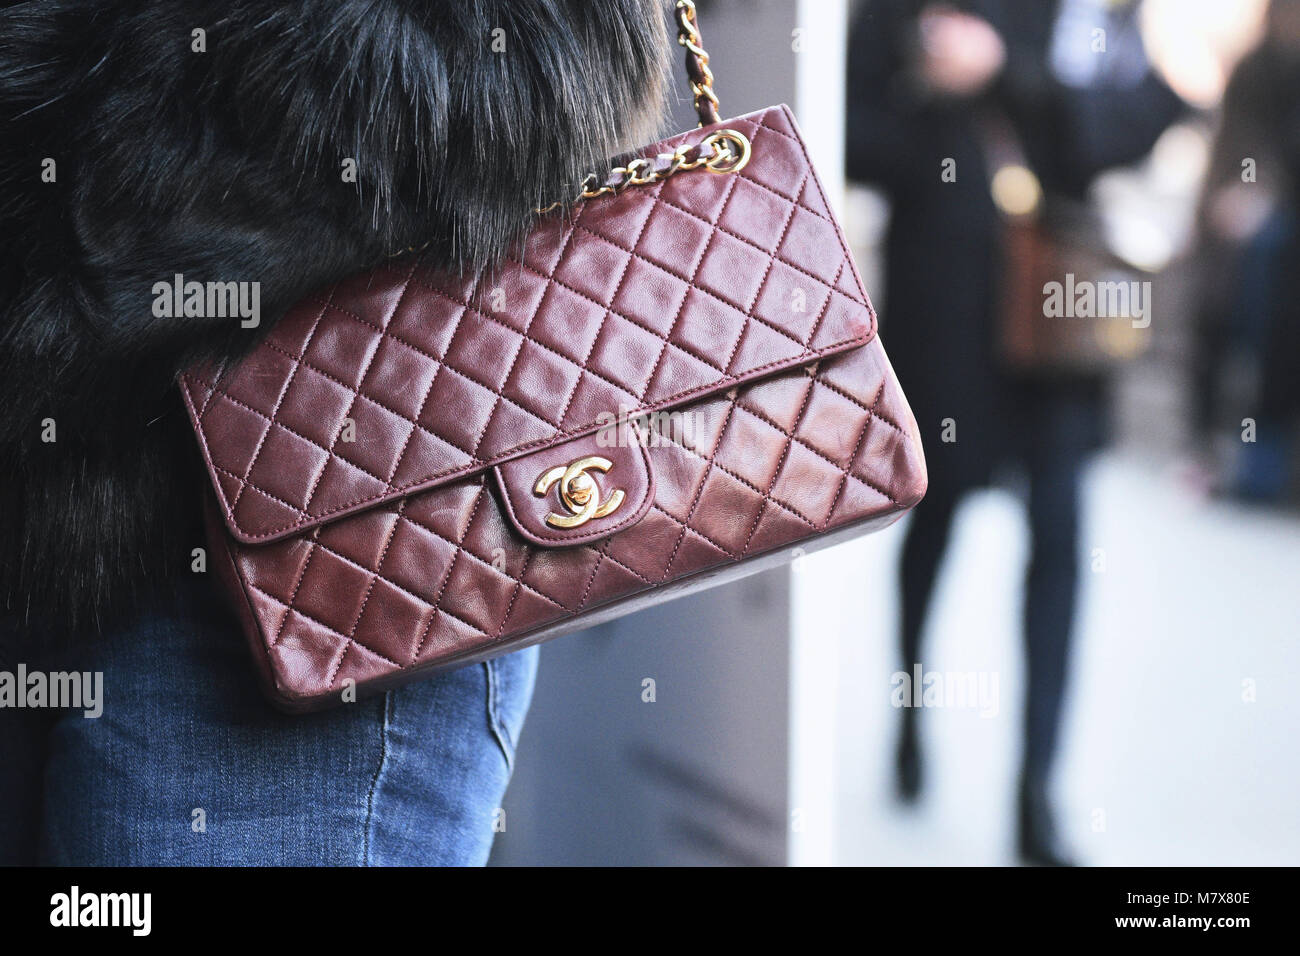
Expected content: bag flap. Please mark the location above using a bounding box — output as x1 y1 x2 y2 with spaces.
182 104 876 545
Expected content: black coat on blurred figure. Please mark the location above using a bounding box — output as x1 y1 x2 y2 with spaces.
846 0 1184 487
1193 10 1300 435
848 2 1186 858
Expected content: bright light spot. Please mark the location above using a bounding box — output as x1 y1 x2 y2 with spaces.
991 165 1043 218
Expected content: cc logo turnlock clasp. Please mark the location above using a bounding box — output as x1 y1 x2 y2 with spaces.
534 456 625 529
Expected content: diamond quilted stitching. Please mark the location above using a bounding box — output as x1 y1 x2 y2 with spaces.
520 281 609 365
241 535 314 599
440 312 523 393
352 577 437 665
739 116 809 201
672 392 732 456
602 508 683 573
500 338 584 425
222 333 924 704
230 484 307 539
571 187 658 252
334 633 408 687
417 368 498 453
717 177 796 253
795 383 876 467
745 502 819 554
810 293 869 354
559 371 639 430
315 506 399 572
400 477 482 544
668 286 748 363
652 158 735 214
378 517 460 600
187 107 879 545
609 254 690 338
661 524 732 579
750 259 833 344
642 442 703 520
473 265 549 333
633 201 714 275
586 312 670 399
653 416 824 534
412 610 483 664
359 335 443 421
777 205 845 287
220 346 298 412
695 469 770 554
270 611 348 678
579 553 654 609
388 427 474 487
552 230 638 307
726 318 807 377
851 407 912 487
200 394 270 478
245 426 330 512
302 455 389 521
302 310 384 391
641 342 723 405
792 162 834 221
440 552 519 635
476 396 556 457
275 364 356 447
713 406 792 490
384 287 464 360
770 438 850 527
292 547 372 632
520 545 603 611
330 264 411 327
333 397 416 483
693 228 774 312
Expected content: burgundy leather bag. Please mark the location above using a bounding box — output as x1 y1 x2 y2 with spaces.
181 2 927 711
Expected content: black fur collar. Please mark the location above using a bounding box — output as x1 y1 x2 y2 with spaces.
0 0 669 633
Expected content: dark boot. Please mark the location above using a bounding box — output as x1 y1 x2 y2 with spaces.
895 709 922 803
1017 774 1075 866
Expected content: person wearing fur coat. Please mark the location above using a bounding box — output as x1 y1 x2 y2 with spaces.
0 0 670 866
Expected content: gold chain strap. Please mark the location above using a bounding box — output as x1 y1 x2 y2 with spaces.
534 0 748 215
535 128 751 215
677 0 721 128
392 0 748 256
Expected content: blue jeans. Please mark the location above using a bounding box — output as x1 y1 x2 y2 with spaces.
0 576 538 866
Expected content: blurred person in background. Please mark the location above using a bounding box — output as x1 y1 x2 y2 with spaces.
846 0 1184 865
1192 0 1300 502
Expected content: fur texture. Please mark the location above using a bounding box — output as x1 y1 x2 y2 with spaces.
0 0 670 632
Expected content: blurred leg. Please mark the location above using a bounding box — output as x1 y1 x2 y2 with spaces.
1023 457 1081 783
896 477 963 799
1019 388 1092 863
1247 227 1300 500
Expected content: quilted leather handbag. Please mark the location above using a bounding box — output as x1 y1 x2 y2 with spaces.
182 1 927 710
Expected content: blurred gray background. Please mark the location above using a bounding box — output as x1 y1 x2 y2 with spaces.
491 0 1300 866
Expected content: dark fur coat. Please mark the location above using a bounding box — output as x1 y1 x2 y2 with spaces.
0 0 670 633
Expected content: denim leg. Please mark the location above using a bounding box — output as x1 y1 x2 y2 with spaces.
33 577 538 866
363 648 538 866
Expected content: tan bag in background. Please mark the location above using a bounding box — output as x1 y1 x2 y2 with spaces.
998 198 1152 373
982 110 1153 374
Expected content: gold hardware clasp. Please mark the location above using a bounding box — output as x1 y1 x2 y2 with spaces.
534 456 626 529
702 129 751 174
